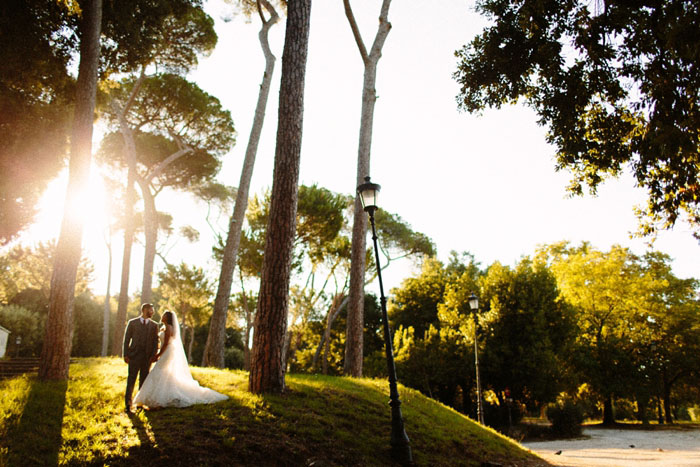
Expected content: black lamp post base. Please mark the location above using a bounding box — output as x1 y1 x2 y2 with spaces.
391 443 413 465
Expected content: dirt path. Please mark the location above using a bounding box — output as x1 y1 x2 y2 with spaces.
522 427 700 466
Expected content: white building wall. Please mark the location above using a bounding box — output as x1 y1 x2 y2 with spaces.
0 326 9 358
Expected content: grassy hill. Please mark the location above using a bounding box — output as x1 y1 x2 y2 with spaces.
0 358 548 466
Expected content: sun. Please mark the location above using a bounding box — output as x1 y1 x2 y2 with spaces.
28 167 112 248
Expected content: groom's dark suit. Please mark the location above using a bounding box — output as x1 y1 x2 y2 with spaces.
123 316 159 411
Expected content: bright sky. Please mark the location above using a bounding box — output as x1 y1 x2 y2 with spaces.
24 0 700 298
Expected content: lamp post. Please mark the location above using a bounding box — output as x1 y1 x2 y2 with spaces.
468 293 484 425
15 335 21 358
357 176 412 464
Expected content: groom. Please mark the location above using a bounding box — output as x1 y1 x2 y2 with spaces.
123 303 159 414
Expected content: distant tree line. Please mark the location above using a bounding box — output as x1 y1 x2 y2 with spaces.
385 244 700 428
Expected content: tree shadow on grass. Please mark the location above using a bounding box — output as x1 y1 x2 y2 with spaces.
109 391 321 466
7 378 67 466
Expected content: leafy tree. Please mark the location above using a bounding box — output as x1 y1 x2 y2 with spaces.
389 253 476 338
99 1 220 356
249 0 312 394
244 185 349 374
239 186 434 374
157 262 214 362
204 0 285 369
343 0 394 378
100 0 215 76
293 293 383 376
389 258 450 339
72 292 104 357
0 242 93 305
476 260 576 409
393 325 472 411
0 0 211 244
102 73 233 303
0 0 76 244
455 0 700 237
632 252 700 423
537 242 644 425
40 0 102 380
0 305 46 357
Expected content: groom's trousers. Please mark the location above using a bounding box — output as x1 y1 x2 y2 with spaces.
125 357 151 409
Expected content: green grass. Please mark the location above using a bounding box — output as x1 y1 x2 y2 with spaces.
0 358 548 466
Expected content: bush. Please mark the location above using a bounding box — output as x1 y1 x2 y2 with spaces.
688 405 700 422
225 347 244 369
546 400 584 438
484 399 524 431
613 398 637 421
0 304 45 357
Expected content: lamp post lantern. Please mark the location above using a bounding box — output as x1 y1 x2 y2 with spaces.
357 176 412 464
468 293 484 425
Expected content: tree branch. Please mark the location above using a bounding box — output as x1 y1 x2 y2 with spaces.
145 135 193 184
343 0 369 63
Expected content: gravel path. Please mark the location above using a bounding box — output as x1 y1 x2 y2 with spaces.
522 427 700 466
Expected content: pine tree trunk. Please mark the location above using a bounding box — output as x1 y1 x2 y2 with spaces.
203 0 279 368
241 281 253 371
139 181 158 304
602 395 615 426
345 199 368 376
188 325 195 363
101 234 112 357
663 370 673 424
249 0 311 394
343 0 392 378
111 166 136 356
312 294 346 371
39 0 102 380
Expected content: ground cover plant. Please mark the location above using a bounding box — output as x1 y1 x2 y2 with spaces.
0 358 548 466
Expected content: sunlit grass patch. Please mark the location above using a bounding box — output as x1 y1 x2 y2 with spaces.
0 358 546 466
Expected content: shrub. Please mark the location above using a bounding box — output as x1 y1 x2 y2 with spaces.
688 405 700 422
484 399 524 431
225 347 244 369
0 304 45 357
546 400 584 438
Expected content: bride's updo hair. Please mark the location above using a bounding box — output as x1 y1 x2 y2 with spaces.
161 311 174 326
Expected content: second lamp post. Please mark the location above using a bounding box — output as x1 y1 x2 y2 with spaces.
357 176 412 464
468 293 485 425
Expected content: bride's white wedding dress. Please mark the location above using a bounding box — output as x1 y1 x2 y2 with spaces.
133 313 227 409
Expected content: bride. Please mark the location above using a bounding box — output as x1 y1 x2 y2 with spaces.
133 310 228 409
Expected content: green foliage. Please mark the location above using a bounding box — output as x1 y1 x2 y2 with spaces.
99 74 235 189
386 242 700 425
546 399 584 438
390 253 479 339
292 293 382 376
72 293 104 357
242 185 348 275
389 258 450 338
0 0 75 244
0 292 110 359
0 305 45 357
157 262 213 331
393 325 472 411
538 243 644 403
455 0 700 236
479 259 576 408
100 0 216 75
373 209 436 264
0 0 216 244
0 242 93 304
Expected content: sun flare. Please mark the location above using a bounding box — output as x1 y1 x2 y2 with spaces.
29 168 112 247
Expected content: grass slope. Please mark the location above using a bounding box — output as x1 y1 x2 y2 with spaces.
0 358 548 466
